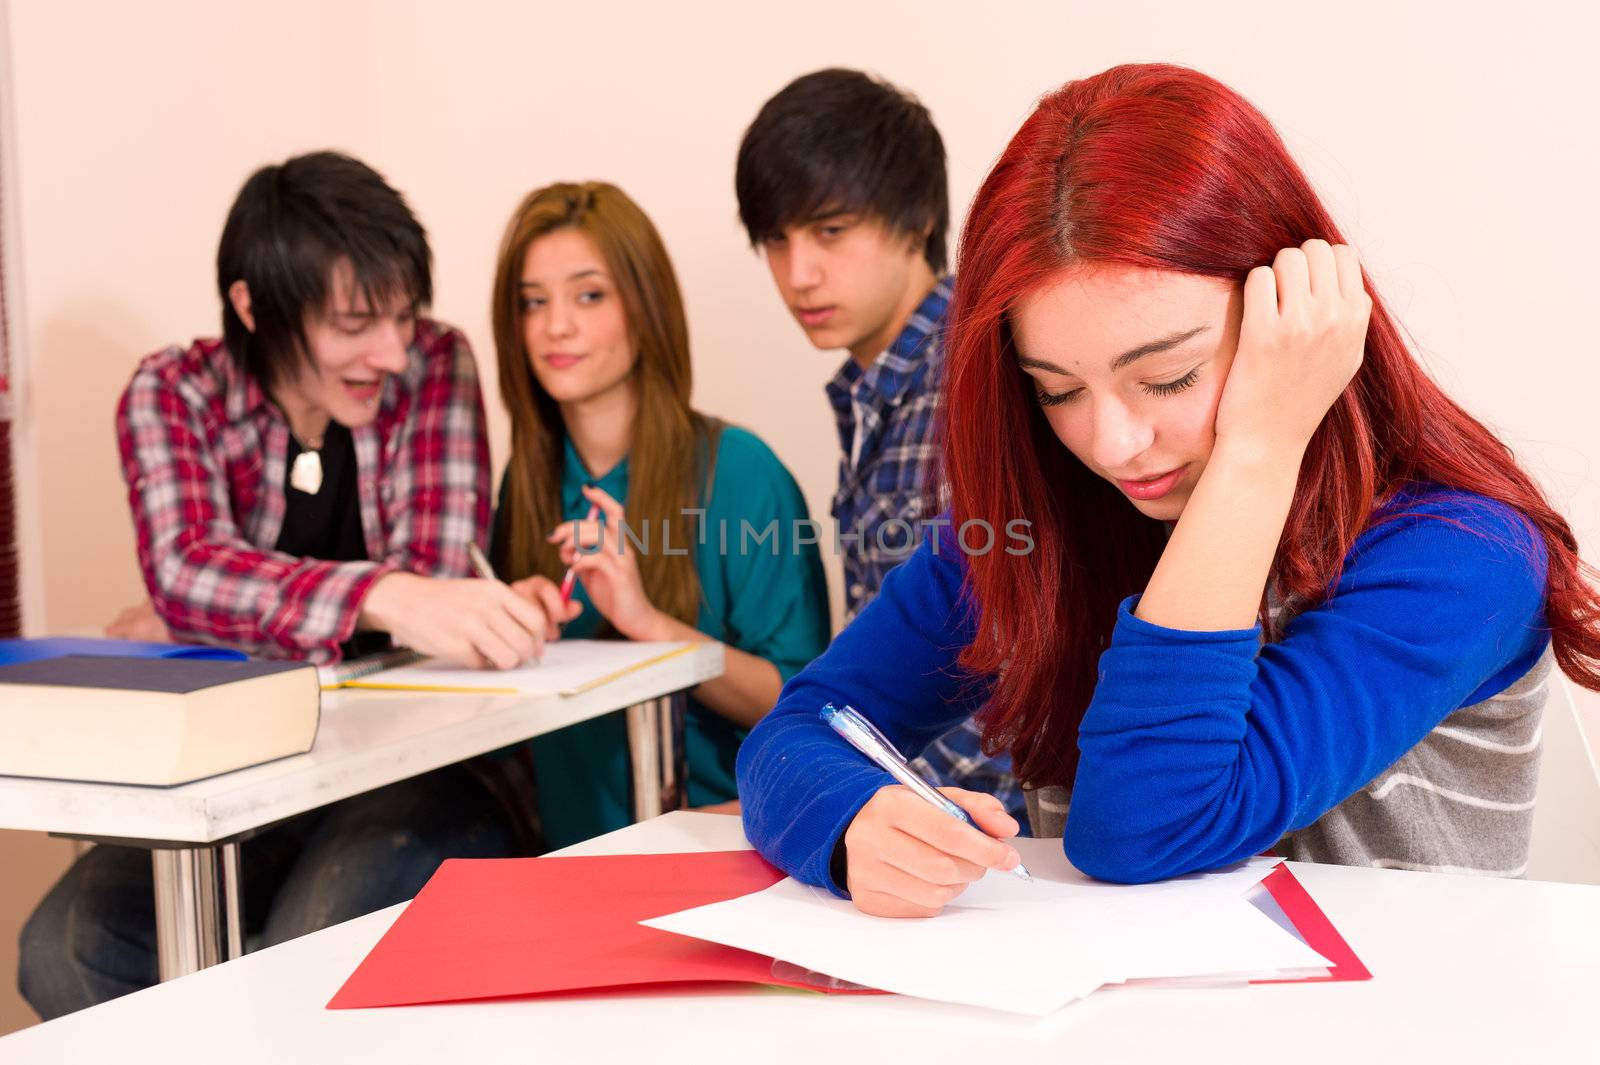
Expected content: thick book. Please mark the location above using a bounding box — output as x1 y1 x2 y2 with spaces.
0 655 321 786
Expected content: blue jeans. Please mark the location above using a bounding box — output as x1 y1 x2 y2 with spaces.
18 763 520 1020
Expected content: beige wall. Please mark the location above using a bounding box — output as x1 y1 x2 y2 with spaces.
8 0 1600 633
2 0 1598 1035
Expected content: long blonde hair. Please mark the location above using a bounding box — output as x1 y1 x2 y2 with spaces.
490 181 712 628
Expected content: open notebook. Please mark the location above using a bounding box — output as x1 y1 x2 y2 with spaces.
320 640 697 696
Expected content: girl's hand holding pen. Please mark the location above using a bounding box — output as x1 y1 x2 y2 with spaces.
843 785 1024 918
545 485 667 640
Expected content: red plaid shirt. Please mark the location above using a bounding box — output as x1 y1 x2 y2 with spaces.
115 318 491 663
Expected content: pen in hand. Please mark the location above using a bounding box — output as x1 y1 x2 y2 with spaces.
558 503 601 605
821 702 1032 881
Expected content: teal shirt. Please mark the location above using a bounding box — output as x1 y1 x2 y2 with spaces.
510 427 830 849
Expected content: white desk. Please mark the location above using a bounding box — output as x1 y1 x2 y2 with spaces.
0 642 723 978
4 811 1596 1063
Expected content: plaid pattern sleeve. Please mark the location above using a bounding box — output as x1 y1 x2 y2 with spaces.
825 277 1028 826
912 718 1026 823
115 321 489 663
370 324 491 578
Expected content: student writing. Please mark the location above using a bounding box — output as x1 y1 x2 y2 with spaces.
736 63 1600 917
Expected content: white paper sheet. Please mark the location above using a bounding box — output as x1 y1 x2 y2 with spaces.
641 838 1332 1017
341 640 695 695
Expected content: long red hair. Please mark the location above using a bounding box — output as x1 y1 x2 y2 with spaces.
946 63 1600 788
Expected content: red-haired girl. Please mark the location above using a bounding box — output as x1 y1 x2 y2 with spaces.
736 63 1600 916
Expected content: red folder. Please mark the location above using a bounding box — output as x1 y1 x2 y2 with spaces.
1251 865 1371 984
328 850 1366 1010
328 851 835 1009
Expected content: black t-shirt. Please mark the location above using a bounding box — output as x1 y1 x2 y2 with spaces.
277 422 389 658
276 422 365 562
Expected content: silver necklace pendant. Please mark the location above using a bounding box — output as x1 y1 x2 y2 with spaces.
290 449 324 495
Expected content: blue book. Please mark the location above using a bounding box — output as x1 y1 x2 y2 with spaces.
0 637 246 667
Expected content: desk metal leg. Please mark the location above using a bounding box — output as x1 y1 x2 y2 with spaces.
626 691 686 821
152 842 243 980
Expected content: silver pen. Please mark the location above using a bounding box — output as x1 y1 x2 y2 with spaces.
821 702 1032 881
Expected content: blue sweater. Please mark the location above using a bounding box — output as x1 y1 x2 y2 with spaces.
736 486 1551 890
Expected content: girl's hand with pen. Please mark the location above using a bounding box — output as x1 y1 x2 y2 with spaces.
546 484 670 641
843 785 1024 918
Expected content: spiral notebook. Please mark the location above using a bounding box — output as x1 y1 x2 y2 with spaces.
317 649 427 690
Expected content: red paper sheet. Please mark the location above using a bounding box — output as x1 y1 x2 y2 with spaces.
328 851 1367 1010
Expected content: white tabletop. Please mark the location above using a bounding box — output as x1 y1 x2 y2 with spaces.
0 642 722 844
3 811 1596 1063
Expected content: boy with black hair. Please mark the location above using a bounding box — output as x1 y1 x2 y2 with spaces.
112 150 563 667
736 69 1024 822
20 151 551 1020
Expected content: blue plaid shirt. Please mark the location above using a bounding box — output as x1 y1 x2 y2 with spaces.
824 276 1027 827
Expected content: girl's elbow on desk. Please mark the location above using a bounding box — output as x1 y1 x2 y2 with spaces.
1063 808 1237 885
1063 832 1170 885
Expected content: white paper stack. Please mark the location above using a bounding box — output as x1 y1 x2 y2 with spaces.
641 837 1332 1016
